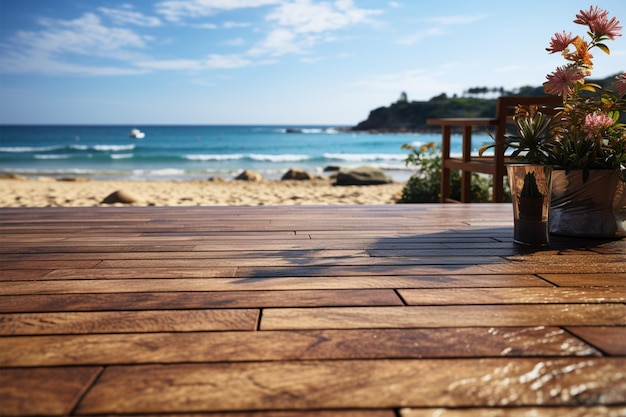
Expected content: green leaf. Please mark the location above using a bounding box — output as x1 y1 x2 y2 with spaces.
595 43 611 55
580 84 598 93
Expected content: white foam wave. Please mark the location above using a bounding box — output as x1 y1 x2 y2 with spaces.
0 145 64 153
249 154 310 162
300 128 339 134
278 127 340 134
184 154 244 161
34 154 71 160
110 153 133 159
132 168 186 176
94 144 136 152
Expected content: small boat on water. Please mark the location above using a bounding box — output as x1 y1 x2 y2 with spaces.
129 128 145 139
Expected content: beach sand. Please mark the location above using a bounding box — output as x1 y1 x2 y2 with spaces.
0 176 406 207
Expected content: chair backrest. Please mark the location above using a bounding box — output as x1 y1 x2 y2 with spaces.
489 95 562 202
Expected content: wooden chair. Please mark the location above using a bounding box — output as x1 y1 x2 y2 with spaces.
427 96 562 203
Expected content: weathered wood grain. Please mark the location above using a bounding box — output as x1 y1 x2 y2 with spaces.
540 274 626 286
400 406 626 416
0 205 623 416
0 327 599 367
566 326 626 356
0 367 101 416
261 305 626 330
0 289 403 312
76 358 626 413
0 275 550 295
399 287 626 305
0 309 259 335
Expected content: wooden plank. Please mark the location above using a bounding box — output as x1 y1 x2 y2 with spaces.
0 269 51 281
94 256 505 268
75 358 626 413
0 327 599 367
399 287 626 305
400 406 626 416
236 265 500 277
540 274 626 286
0 275 550 295
0 249 368 261
485 263 626 274
566 327 626 356
0 290 403 313
260 305 626 330
42 266 508 279
43 267 238 280
0 260 101 270
0 367 101 416
0 309 259 335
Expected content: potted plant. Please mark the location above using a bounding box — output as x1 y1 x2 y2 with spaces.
480 105 554 245
483 5 626 239
543 5 626 238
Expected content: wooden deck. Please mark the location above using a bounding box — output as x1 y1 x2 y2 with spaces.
0 204 624 416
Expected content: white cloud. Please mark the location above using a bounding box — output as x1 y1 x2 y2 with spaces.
266 0 381 33
0 13 152 75
192 22 219 29
136 54 252 71
35 13 148 57
98 6 162 27
247 28 302 56
155 0 280 22
136 59 203 70
248 0 381 57
351 68 459 99
223 21 251 29
0 1 384 77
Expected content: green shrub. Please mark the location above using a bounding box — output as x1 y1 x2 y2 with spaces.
398 142 509 203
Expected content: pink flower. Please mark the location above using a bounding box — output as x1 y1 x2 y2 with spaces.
583 112 615 139
592 16 623 39
615 72 626 97
574 5 609 26
546 31 575 53
543 65 585 96
574 6 622 39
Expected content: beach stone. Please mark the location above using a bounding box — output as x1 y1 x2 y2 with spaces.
0 173 28 180
235 170 262 181
334 166 394 186
323 165 340 172
281 168 314 181
58 177 91 182
101 190 140 204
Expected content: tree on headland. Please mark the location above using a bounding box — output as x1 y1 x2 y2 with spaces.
352 73 622 132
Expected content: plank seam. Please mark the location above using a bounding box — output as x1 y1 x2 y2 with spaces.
69 366 105 416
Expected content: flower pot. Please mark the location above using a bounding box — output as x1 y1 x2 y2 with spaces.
550 169 626 238
507 164 553 246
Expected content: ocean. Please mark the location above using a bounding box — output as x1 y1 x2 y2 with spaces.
0 125 492 182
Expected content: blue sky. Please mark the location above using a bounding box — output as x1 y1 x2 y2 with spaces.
1 0 625 125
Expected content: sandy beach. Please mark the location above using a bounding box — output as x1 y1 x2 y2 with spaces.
0 176 406 207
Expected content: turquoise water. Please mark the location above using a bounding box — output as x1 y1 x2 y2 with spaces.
0 125 492 181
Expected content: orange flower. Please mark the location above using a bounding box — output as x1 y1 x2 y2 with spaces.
566 36 593 69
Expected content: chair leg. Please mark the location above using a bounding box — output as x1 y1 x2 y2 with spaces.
440 126 452 203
